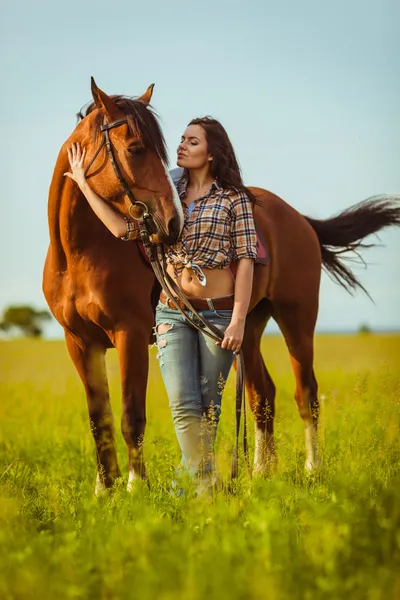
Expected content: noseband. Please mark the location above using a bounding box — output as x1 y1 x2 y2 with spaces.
84 117 156 231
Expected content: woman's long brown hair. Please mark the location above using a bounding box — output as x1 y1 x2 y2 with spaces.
181 116 256 204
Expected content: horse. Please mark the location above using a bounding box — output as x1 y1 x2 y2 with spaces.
43 79 184 494
43 79 400 493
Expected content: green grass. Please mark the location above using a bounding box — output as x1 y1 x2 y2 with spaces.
0 334 399 599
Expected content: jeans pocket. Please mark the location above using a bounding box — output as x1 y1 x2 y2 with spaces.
155 301 167 314
211 309 233 320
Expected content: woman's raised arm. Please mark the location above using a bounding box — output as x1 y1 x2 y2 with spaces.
64 142 128 239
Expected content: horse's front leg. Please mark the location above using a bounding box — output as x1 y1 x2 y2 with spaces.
115 329 150 491
65 332 121 495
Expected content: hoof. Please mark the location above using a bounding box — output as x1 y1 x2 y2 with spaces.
127 473 149 493
304 458 315 472
253 456 277 478
304 455 322 473
94 475 109 497
95 471 123 496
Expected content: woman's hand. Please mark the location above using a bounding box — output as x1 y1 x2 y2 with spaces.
217 258 254 354
218 319 245 354
64 142 87 189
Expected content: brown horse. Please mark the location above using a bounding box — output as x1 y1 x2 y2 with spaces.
43 80 400 492
43 80 184 494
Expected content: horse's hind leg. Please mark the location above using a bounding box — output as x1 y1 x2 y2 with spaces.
242 300 277 476
274 303 320 472
65 333 121 494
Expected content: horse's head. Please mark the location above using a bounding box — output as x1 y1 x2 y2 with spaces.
69 78 183 245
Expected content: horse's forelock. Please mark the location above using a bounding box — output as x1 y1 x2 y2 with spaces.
76 95 169 165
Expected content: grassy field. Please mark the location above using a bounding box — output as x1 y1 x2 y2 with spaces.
0 334 399 599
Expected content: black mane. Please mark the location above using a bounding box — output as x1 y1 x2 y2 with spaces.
77 96 168 165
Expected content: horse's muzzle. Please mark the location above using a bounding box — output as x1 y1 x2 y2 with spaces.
155 217 180 245
166 215 181 244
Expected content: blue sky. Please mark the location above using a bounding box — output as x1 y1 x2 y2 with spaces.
1 0 399 336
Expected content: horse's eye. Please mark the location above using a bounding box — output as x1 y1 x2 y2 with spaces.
128 145 145 155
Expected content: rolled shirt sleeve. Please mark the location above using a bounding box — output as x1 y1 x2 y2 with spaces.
230 191 257 260
120 217 140 241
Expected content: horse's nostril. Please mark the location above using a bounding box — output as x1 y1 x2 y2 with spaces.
168 216 180 239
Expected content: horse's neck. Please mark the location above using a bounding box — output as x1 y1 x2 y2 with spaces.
47 149 99 270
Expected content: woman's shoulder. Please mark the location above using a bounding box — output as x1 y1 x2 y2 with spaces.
219 187 252 207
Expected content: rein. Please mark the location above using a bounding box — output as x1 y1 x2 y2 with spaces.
85 115 248 478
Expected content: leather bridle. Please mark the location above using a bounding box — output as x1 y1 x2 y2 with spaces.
85 116 156 232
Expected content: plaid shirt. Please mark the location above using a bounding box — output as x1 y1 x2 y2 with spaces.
165 178 257 284
121 217 139 241
122 178 257 283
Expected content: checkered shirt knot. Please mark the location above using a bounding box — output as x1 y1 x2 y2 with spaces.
165 179 257 276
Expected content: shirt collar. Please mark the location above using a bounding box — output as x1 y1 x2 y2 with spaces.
178 177 221 199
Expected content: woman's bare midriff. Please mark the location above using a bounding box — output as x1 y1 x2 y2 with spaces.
166 264 235 298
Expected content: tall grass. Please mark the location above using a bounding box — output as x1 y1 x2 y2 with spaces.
0 334 399 599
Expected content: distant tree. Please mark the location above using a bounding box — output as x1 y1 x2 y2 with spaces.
0 305 52 338
358 323 372 335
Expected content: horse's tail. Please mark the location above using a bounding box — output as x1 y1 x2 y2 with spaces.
303 195 400 296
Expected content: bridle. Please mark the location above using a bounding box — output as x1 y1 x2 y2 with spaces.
83 114 248 480
84 116 157 232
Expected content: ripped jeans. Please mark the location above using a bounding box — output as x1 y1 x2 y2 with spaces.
155 301 235 477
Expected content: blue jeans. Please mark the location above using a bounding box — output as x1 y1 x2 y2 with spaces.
155 301 235 477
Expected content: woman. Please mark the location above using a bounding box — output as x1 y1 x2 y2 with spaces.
65 117 257 490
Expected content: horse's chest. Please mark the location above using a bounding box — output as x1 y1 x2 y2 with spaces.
49 262 147 331
59 277 110 327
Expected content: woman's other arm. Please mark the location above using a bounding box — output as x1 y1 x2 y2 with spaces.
220 190 257 353
220 258 254 352
231 258 254 323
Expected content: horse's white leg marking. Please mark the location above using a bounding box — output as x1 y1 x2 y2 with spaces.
127 458 148 492
164 164 184 234
304 420 318 472
127 469 138 492
95 473 108 497
253 424 276 476
253 426 266 474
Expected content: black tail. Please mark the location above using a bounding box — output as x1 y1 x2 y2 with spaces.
303 195 400 295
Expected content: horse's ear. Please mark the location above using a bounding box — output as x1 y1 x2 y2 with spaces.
137 84 155 106
90 77 118 117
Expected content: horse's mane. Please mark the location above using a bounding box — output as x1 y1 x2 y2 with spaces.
77 96 168 165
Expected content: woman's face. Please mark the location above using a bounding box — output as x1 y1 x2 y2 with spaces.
177 124 212 169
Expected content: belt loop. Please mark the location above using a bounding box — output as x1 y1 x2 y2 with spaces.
206 298 214 311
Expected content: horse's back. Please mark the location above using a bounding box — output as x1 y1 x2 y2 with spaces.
249 187 322 305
